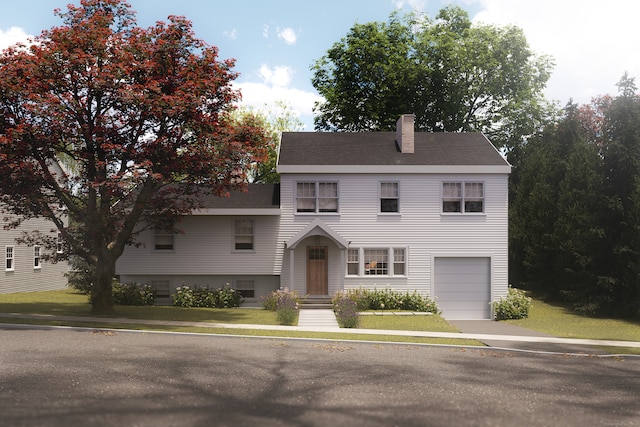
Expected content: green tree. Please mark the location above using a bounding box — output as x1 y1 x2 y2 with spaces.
311 6 555 151
0 0 268 314
232 101 304 184
600 73 640 316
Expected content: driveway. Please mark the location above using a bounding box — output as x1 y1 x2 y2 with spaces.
1 324 638 427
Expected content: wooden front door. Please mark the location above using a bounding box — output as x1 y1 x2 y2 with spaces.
307 246 328 295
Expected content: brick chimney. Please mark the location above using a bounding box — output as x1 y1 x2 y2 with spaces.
396 114 415 154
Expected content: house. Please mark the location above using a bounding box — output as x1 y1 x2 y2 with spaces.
1 214 68 294
116 115 511 319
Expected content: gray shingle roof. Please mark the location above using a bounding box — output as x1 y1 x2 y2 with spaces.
198 183 280 209
278 132 509 166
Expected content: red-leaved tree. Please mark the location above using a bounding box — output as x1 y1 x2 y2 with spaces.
0 0 268 314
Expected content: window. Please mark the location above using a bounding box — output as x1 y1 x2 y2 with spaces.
347 249 359 275
154 228 174 250
234 219 254 250
346 247 407 277
56 233 64 254
34 246 41 269
235 280 255 298
296 182 338 213
380 182 399 213
5 246 14 271
364 249 388 275
442 182 484 213
393 248 406 275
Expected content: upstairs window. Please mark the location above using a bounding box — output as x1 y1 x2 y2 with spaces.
296 182 338 213
380 182 399 213
5 246 14 271
234 219 254 250
442 182 484 213
34 245 41 269
154 227 174 250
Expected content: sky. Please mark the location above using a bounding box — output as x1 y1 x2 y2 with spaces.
1 0 639 130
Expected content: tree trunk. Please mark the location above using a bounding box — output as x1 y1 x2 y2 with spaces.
90 259 116 315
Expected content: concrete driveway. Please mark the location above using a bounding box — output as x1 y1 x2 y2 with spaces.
1 325 638 427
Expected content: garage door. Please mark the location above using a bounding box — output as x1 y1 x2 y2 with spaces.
434 257 491 320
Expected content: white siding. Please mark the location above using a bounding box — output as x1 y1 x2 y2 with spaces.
1 216 68 294
116 215 281 276
279 173 509 301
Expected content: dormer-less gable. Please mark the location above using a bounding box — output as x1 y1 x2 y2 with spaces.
277 129 511 175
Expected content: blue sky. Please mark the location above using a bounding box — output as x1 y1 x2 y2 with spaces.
1 0 639 130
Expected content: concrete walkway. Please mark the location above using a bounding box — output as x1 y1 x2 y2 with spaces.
1 312 639 355
297 309 340 328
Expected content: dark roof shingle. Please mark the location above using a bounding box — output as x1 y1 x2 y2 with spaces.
278 132 509 166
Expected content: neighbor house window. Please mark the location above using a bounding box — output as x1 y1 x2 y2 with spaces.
154 227 174 250
296 182 338 213
56 233 64 254
380 182 399 213
235 280 255 298
347 247 407 277
347 249 359 275
34 246 41 269
442 182 484 213
234 219 254 250
5 246 14 271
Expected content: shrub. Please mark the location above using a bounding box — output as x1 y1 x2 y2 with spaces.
333 293 359 328
335 288 440 314
172 285 243 308
275 289 300 325
492 287 532 320
112 281 155 306
65 256 94 294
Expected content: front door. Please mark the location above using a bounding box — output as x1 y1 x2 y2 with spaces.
307 246 328 295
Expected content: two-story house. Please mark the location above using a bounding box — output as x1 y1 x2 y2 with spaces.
1 214 68 294
116 115 511 319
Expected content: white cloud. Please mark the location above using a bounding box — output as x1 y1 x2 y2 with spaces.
277 27 298 45
235 81 323 130
0 26 31 50
471 0 640 104
224 29 238 40
258 64 294 88
262 25 270 38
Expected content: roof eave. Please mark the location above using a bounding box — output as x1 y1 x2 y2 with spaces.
277 165 512 174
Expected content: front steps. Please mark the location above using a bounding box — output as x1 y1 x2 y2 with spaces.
300 296 332 310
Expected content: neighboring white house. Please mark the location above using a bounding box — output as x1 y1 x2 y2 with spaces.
117 115 511 319
1 214 68 294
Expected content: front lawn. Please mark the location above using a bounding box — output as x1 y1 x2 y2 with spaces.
0 289 279 325
505 297 640 342
358 313 459 333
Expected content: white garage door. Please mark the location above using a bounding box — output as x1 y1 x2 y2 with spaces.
434 257 491 320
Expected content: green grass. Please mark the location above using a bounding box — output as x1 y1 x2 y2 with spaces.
0 289 279 325
358 313 459 333
505 298 640 342
2 289 639 352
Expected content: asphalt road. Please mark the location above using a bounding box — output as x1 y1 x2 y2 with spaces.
0 325 638 427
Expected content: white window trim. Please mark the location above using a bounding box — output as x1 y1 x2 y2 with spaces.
233 218 256 252
34 245 41 269
56 232 64 254
295 181 340 215
378 181 400 215
5 246 14 271
154 227 175 251
346 247 408 277
441 181 486 215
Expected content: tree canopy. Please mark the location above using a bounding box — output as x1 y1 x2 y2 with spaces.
311 6 555 151
0 0 269 314
510 75 640 317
